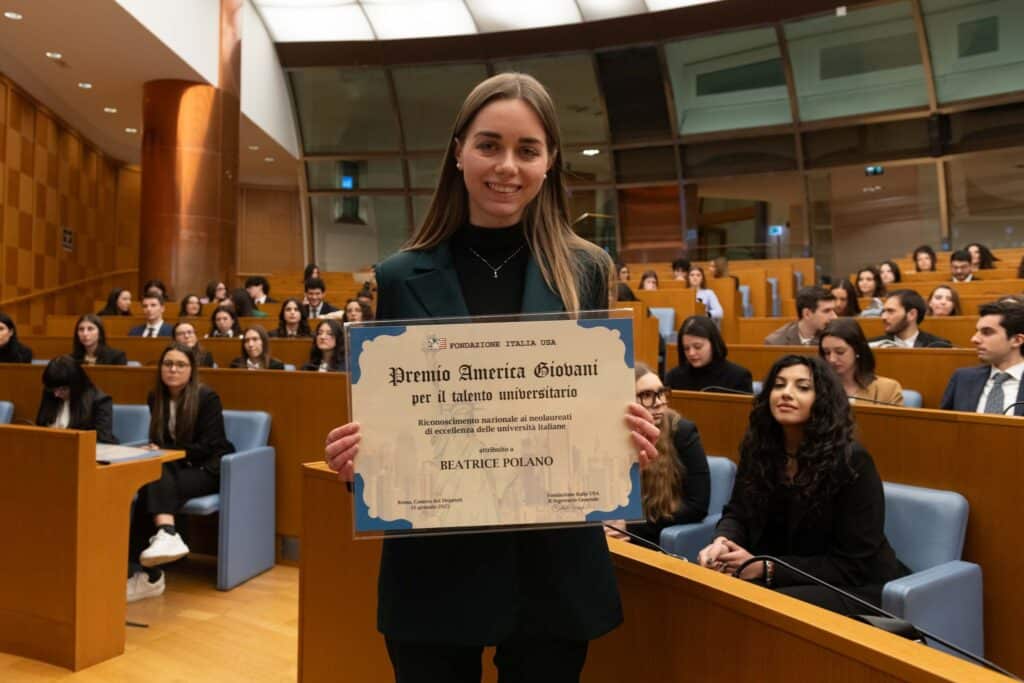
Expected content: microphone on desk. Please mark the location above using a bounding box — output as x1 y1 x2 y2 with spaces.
698 386 755 396
1002 401 1024 416
732 555 1020 680
925 340 954 348
601 523 688 562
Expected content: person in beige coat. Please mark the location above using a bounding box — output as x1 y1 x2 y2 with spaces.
818 318 904 406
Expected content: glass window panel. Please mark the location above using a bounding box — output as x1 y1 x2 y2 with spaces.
363 1 477 40
802 118 932 168
615 147 676 184
568 189 618 255
946 148 1024 248
492 54 608 145
681 134 797 178
923 0 1024 104
393 64 489 151
563 146 613 184
290 68 400 154
784 2 929 121
311 195 410 270
306 159 405 191
465 0 581 32
408 155 445 189
665 27 792 135
595 48 673 143
947 101 1024 154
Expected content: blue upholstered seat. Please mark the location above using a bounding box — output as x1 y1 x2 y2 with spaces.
902 389 923 408
112 404 151 446
738 285 752 317
648 307 676 346
0 401 13 424
659 456 737 560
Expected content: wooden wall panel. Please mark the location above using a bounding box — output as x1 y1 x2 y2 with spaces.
618 186 682 250
238 185 303 277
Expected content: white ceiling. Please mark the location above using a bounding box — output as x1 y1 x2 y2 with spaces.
0 0 298 186
254 0 726 41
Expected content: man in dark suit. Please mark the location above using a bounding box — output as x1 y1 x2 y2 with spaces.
871 290 952 348
950 250 977 283
940 301 1024 416
128 294 173 337
304 277 338 319
244 275 277 308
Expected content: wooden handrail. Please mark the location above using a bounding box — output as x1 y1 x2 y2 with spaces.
0 269 137 307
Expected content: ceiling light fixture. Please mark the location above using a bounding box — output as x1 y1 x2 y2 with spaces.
581 148 601 157
45 51 62 60
77 82 92 90
125 127 138 134
3 11 23 20
103 106 117 114
264 156 276 163
248 145 260 151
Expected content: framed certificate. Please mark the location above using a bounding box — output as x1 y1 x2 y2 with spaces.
345 310 642 538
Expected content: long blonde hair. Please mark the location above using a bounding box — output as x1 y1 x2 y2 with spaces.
403 72 611 313
635 363 685 522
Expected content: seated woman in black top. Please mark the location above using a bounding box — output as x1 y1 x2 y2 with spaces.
607 363 709 546
172 321 215 367
178 293 202 318
0 312 33 363
35 355 117 443
127 344 235 602
206 306 241 339
97 288 132 316
230 325 284 370
269 298 311 338
72 314 127 366
665 315 752 394
301 319 345 372
697 355 908 615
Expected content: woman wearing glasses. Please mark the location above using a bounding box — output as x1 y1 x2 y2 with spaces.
126 344 234 603
605 363 710 547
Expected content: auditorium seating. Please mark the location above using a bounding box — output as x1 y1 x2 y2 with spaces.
112 404 151 446
903 390 924 408
659 455 737 560
0 401 12 424
648 306 676 346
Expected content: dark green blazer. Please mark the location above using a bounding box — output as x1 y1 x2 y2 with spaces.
374 239 622 646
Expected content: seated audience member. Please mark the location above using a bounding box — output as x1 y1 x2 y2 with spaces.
927 285 961 317
871 290 952 348
765 287 837 345
856 266 886 300
303 263 321 284
244 276 276 308
667 316 753 394
878 260 901 286
206 306 241 339
142 279 167 301
72 314 127 365
831 280 861 317
708 256 740 291
940 301 1024 416
671 258 691 281
343 298 372 323
302 319 346 372
304 277 339 319
202 280 228 306
913 245 937 272
967 242 999 271
98 288 132 316
697 355 909 614
615 282 638 303
229 288 264 318
638 270 659 291
616 262 629 283
178 294 202 318
356 285 375 318
230 326 285 370
0 312 33 363
127 344 235 602
820 319 903 406
35 356 117 443
687 266 723 325
950 250 975 282
605 363 710 546
172 321 215 368
270 298 311 338
128 294 173 338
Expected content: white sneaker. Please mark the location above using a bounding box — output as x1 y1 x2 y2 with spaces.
127 570 165 602
139 528 190 567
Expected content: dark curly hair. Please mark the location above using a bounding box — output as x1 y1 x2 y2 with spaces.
740 355 856 516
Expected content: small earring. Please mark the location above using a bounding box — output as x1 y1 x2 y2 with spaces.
456 162 462 171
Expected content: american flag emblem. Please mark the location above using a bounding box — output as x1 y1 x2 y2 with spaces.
424 334 448 350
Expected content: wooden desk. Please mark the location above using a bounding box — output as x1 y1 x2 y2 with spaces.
0 426 180 670
669 390 1024 676
737 316 979 346
298 462 999 682
45 315 286 338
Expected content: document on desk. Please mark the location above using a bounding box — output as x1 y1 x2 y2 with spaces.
95 444 164 464
346 311 641 538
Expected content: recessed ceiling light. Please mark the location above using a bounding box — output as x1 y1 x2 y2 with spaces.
248 145 260 151
45 51 62 60
3 11 23 20
103 106 117 114
77 82 92 90
581 149 601 157
263 156 275 163
125 127 138 134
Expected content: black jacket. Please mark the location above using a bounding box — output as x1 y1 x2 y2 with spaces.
868 330 952 348
0 341 32 363
229 356 285 370
147 386 235 475
36 388 117 444
717 444 907 589
665 359 753 394
75 346 128 366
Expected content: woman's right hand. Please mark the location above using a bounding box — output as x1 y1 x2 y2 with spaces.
325 421 361 482
697 536 732 570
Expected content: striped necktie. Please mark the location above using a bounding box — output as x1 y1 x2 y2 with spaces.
983 372 1012 415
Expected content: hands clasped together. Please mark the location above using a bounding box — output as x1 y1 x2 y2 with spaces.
697 536 761 580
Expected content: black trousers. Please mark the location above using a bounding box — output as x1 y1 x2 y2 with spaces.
129 461 218 564
385 636 589 683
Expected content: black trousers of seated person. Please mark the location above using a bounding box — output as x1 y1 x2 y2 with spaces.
129 461 218 565
385 636 588 683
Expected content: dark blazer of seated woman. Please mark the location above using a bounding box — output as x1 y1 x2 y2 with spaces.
0 312 33 363
147 384 234 476
71 314 128 366
665 315 753 394
35 355 118 444
229 356 284 370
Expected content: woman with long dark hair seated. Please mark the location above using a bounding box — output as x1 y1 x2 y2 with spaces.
172 321 215 368
831 280 862 317
127 344 234 602
606 363 709 546
72 314 127 366
665 316 752 394
697 355 908 615
35 355 117 443
0 312 32 363
206 306 241 339
230 326 284 370
966 242 999 271
178 293 202 318
301 319 345 372
819 319 903 406
912 245 936 272
269 298 311 338
97 288 132 316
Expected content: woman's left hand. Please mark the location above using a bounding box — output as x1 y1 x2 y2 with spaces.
603 519 629 541
717 540 760 579
625 403 659 468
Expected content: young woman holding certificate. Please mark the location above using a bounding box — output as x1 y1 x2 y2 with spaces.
323 73 660 682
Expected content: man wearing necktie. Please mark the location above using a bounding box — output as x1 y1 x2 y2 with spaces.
940 301 1024 416
128 294 172 337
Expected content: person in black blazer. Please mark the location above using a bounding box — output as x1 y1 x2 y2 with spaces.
698 355 908 614
940 301 1024 416
97 287 132 316
172 321 216 368
128 294 173 337
127 343 235 603
229 326 285 370
869 290 952 348
303 277 339 319
71 314 128 366
35 355 117 444
322 74 660 682
244 275 277 308
300 319 345 372
0 311 32 363
666 315 753 394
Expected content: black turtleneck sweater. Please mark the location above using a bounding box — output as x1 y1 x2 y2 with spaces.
664 358 754 395
450 223 529 316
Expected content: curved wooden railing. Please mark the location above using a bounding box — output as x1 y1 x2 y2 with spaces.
0 269 138 334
